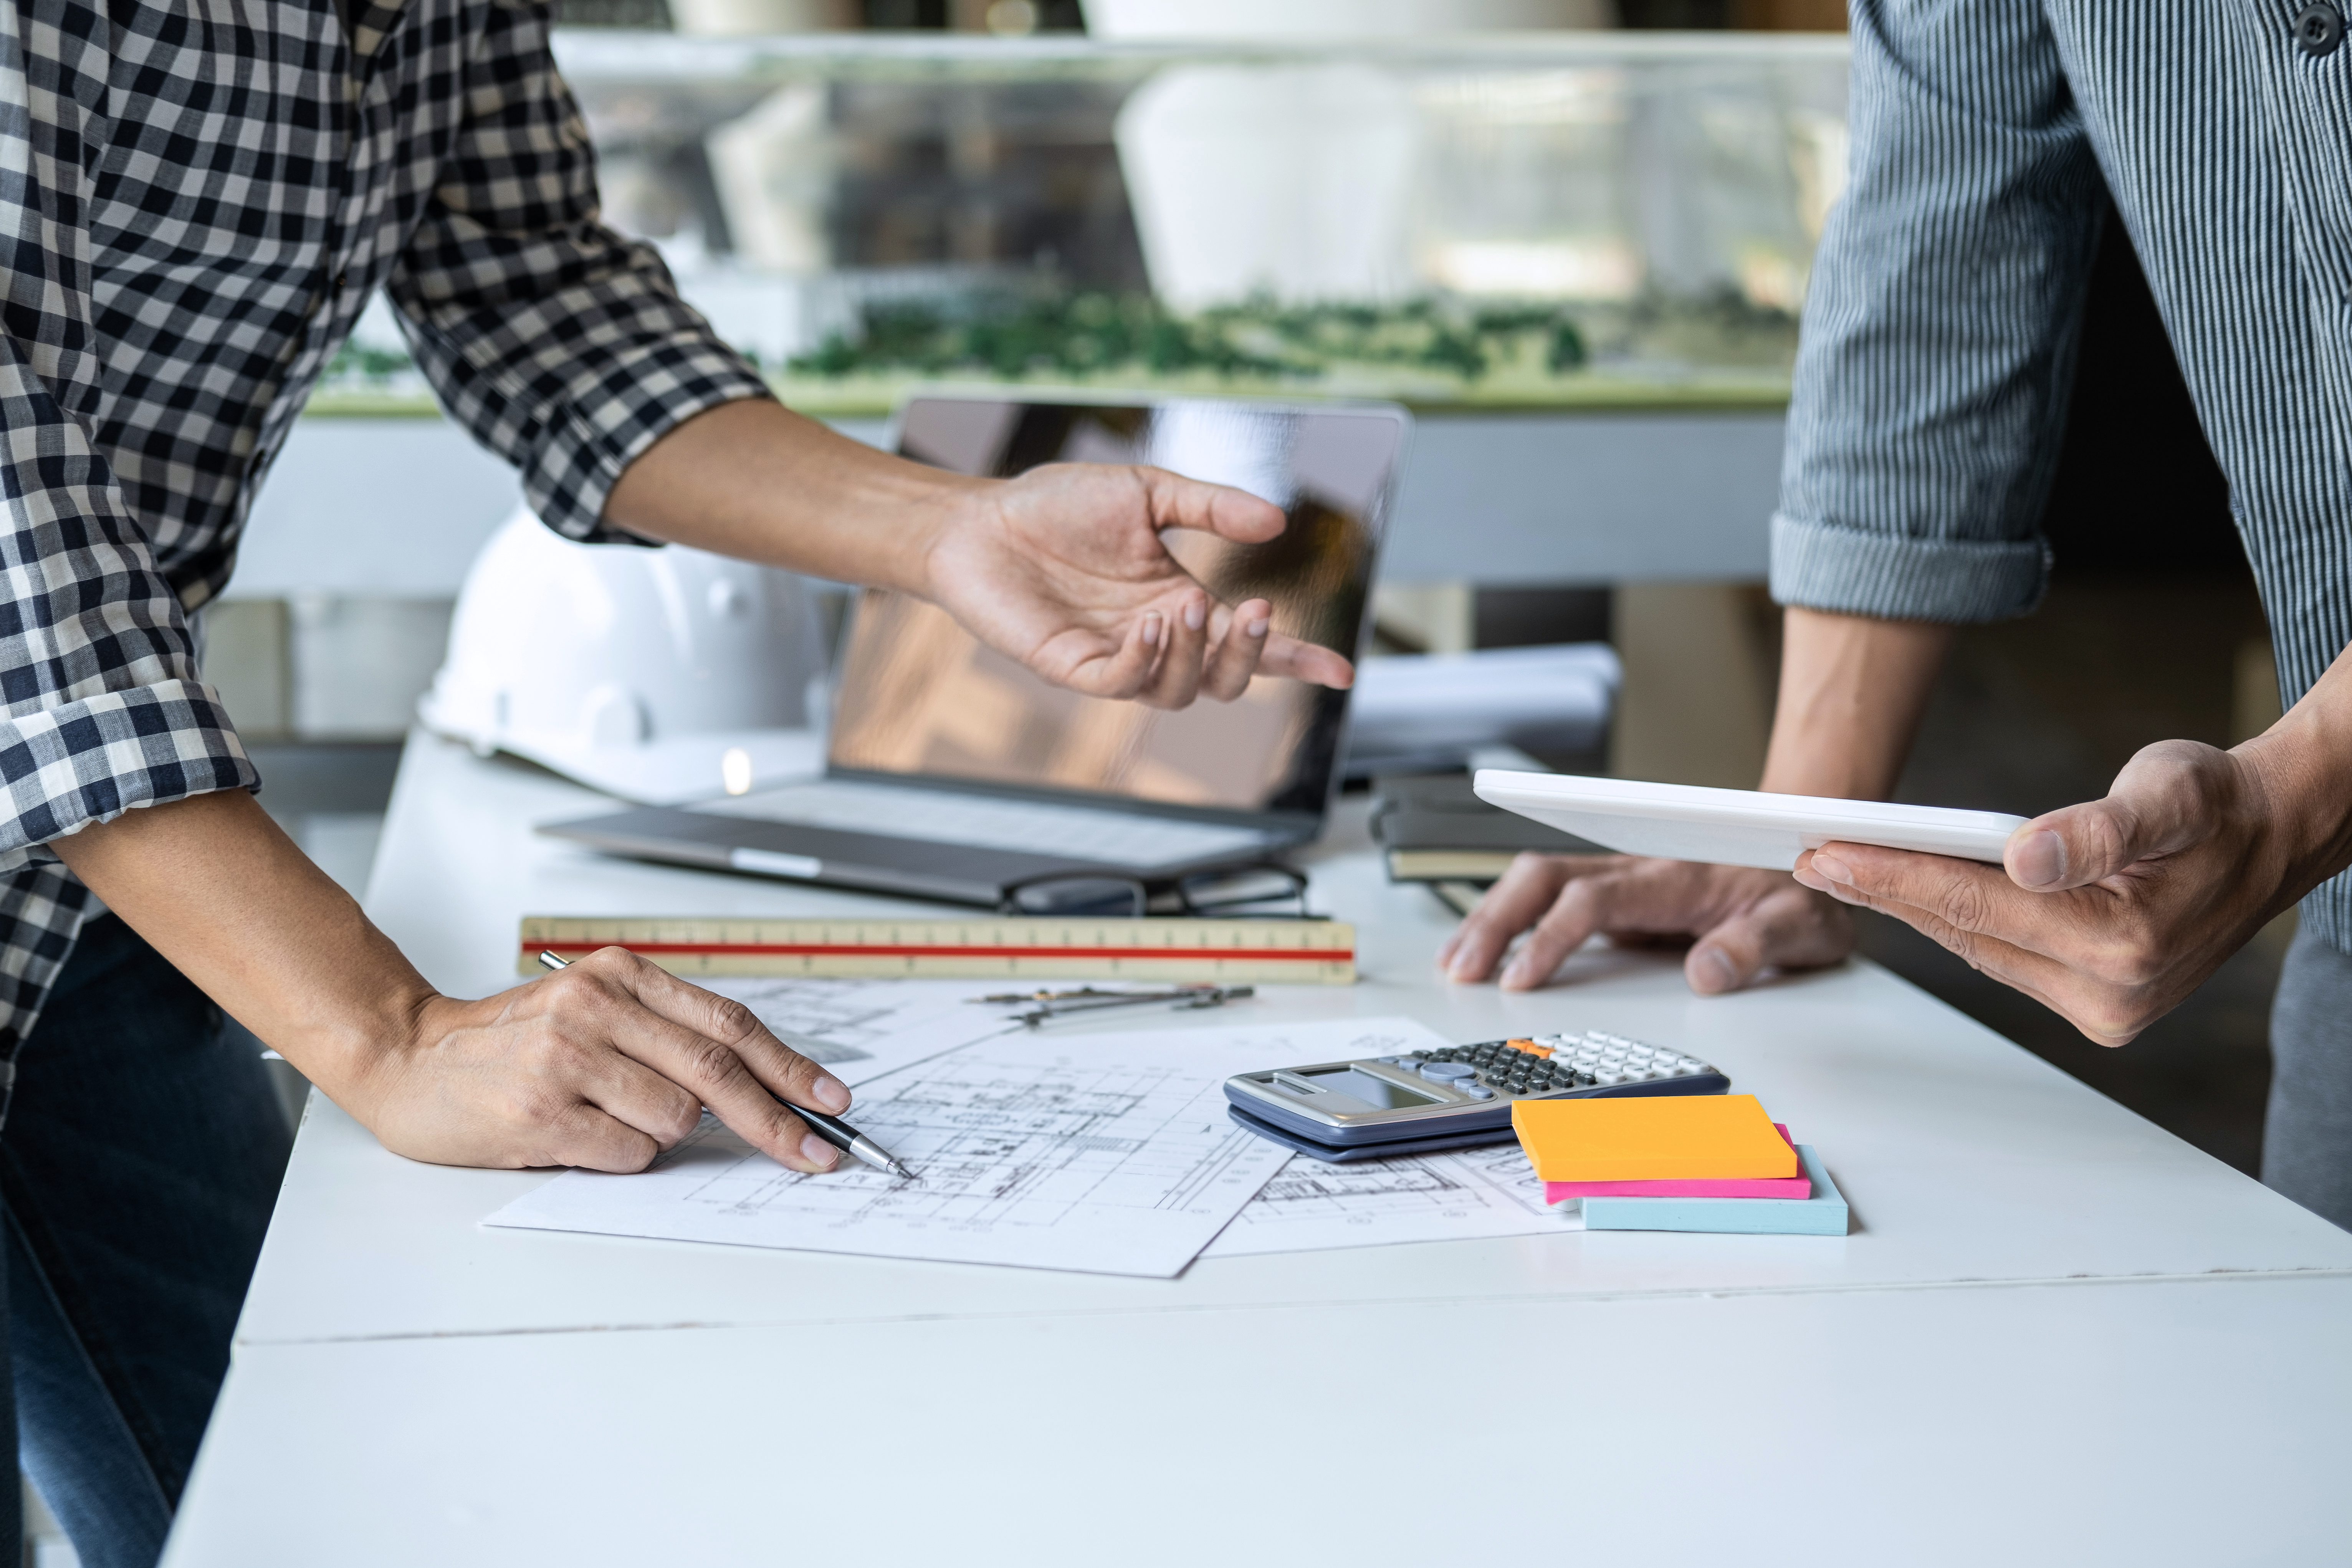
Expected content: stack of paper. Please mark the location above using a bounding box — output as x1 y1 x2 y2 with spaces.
1345 643 1618 777
1511 1095 1848 1236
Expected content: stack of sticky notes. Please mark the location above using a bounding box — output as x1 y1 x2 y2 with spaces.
1512 1094 1848 1236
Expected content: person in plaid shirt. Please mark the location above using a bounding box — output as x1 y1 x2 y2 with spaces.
0 0 1349 1558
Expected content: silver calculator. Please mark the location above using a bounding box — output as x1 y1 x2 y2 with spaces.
1224 1031 1730 1163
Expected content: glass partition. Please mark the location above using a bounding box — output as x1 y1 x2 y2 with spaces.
317 32 1847 417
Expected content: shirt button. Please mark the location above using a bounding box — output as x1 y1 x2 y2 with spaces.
2297 2 2344 56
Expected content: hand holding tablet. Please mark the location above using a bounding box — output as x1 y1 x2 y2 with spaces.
1458 737 2303 1052
1472 771 2029 872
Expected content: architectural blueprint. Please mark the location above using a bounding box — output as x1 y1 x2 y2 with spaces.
693 976 1018 1086
483 1016 1449 1277
1202 1139 1583 1259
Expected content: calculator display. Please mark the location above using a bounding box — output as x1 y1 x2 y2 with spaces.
1297 1067 1444 1109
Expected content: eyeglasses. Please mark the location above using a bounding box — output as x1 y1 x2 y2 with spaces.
998 862 1317 920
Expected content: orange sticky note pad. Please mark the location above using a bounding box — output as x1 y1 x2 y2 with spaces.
1511 1095 1800 1183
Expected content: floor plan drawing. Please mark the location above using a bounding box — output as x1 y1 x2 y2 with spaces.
1202 1138 1583 1258
664 1054 1264 1232
694 976 1019 1084
484 1016 1449 1276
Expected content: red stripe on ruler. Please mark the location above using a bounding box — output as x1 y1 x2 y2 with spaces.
526 941 1350 963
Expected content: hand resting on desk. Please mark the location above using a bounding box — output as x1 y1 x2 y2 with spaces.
1439 608 1919 999
54 792 851 1174
376 946 850 1171
1437 853 1854 996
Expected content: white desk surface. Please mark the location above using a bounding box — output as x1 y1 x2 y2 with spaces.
169 731 2352 1565
175 1278 2352 1566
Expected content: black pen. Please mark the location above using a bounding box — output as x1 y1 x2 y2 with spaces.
537 951 916 1179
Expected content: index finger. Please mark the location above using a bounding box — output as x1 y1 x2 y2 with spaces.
585 952 853 1167
1255 631 1355 690
633 964 847 1098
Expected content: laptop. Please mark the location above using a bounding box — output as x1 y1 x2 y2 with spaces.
539 395 1411 908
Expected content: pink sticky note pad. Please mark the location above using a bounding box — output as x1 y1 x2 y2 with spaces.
1543 1124 1812 1203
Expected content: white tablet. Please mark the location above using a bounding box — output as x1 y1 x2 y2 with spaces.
1471 771 2029 871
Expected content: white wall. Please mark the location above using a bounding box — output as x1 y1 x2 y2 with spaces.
232 409 1778 599
232 418 525 599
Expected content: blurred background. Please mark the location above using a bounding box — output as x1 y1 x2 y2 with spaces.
217 0 1854 893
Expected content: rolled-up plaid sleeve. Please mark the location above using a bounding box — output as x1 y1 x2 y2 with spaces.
0 3 256 875
384 0 772 544
1771 0 2107 625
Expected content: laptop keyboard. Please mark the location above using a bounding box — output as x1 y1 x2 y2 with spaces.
695 780 1275 870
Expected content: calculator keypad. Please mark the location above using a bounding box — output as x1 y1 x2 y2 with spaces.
1375 1032 1716 1100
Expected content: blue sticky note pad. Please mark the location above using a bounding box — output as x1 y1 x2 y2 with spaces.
1580 1144 1849 1236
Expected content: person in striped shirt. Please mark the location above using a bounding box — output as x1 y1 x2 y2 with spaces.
1444 2 2352 1233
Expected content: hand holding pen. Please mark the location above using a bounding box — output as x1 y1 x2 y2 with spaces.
538 952 916 1180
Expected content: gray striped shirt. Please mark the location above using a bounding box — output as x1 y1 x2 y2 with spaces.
1771 0 2352 948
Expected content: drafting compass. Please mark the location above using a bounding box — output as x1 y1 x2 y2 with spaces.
976 984 1255 1028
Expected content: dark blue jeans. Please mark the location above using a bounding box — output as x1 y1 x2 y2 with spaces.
0 915 291 1568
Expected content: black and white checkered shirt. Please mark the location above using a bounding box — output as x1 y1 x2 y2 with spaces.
0 0 767 1050
1773 2 2352 952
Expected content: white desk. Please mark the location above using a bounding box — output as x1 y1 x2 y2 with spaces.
169 1278 2352 1565
164 733 2352 1565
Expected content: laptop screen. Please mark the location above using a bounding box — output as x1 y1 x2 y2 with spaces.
825 397 1407 820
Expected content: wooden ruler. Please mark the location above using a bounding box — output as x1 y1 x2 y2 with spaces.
517 916 1357 984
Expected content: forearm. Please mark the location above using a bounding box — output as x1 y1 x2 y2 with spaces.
2236 639 2352 894
52 791 428 1109
1758 607 1953 799
603 399 984 594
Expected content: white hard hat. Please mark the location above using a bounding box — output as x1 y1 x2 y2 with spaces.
418 509 828 803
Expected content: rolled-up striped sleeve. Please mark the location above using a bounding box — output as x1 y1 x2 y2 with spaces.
1771 0 2107 624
